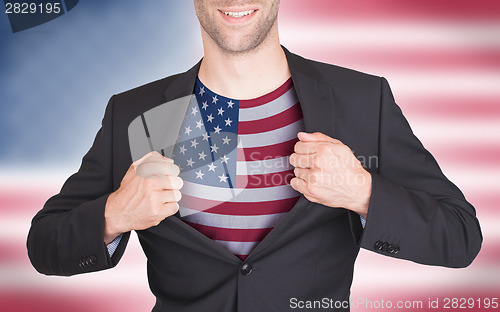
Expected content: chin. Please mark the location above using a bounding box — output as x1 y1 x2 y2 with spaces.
220 35 264 54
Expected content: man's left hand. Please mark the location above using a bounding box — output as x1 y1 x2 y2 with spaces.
289 132 372 218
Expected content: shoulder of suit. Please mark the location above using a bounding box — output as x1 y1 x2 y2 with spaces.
113 73 183 102
289 51 383 87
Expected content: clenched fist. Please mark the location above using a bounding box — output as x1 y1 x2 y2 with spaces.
289 132 371 218
104 151 183 244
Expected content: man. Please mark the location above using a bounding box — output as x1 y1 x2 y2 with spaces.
27 1 482 311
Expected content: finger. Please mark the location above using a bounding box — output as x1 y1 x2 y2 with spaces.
134 151 162 166
294 141 315 155
290 177 320 203
293 167 310 181
294 141 336 155
136 161 180 178
162 202 180 216
297 132 342 144
124 151 161 182
160 176 184 191
134 151 174 168
290 176 306 193
290 153 315 169
290 177 314 198
158 189 182 203
142 153 174 165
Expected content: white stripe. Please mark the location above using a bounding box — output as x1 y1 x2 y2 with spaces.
181 180 299 202
239 87 298 121
384 72 500 98
214 240 259 256
282 22 500 50
0 167 74 188
180 208 287 229
434 167 500 196
239 119 305 148
237 156 294 175
409 119 500 145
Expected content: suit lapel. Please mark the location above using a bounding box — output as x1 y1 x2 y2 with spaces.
284 47 336 136
163 60 201 102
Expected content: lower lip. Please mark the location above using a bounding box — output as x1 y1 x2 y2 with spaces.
218 10 257 24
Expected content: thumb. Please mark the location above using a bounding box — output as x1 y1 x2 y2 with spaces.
297 132 340 144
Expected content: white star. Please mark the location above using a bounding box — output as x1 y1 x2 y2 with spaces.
201 101 209 110
222 136 231 145
218 174 228 183
187 158 195 167
191 139 199 148
227 100 234 108
212 95 218 104
220 155 230 164
191 107 199 116
184 126 192 136
210 144 219 153
213 125 222 134
217 107 225 116
199 86 205 97
207 114 214 123
195 170 205 180
208 163 217 172
198 151 207 160
202 133 210 141
224 118 232 126
196 120 203 129
179 145 187 155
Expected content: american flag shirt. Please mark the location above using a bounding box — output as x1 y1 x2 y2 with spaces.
172 77 304 260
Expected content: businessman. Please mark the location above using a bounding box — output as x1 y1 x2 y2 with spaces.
27 1 482 311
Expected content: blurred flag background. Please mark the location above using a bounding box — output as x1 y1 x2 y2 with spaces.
1 1 499 311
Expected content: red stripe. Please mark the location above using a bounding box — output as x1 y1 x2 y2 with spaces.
472 240 500 265
238 103 303 134
0 189 57 214
237 138 298 161
239 78 293 108
179 195 300 215
466 193 500 214
236 170 295 189
0 242 28 264
425 145 500 166
0 291 152 312
183 221 272 242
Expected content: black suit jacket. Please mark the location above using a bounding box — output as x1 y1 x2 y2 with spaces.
27 47 482 311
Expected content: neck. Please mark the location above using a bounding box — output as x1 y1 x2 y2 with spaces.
198 25 290 100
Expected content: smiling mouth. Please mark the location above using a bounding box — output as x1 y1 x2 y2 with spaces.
220 10 256 18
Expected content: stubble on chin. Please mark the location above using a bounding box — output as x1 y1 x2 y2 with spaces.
195 1 280 55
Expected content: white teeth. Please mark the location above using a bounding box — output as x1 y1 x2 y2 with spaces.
222 10 255 18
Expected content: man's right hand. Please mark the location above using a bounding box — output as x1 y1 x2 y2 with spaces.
104 151 183 244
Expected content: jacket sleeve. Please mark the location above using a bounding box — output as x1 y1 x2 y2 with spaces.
27 96 130 276
357 77 482 268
